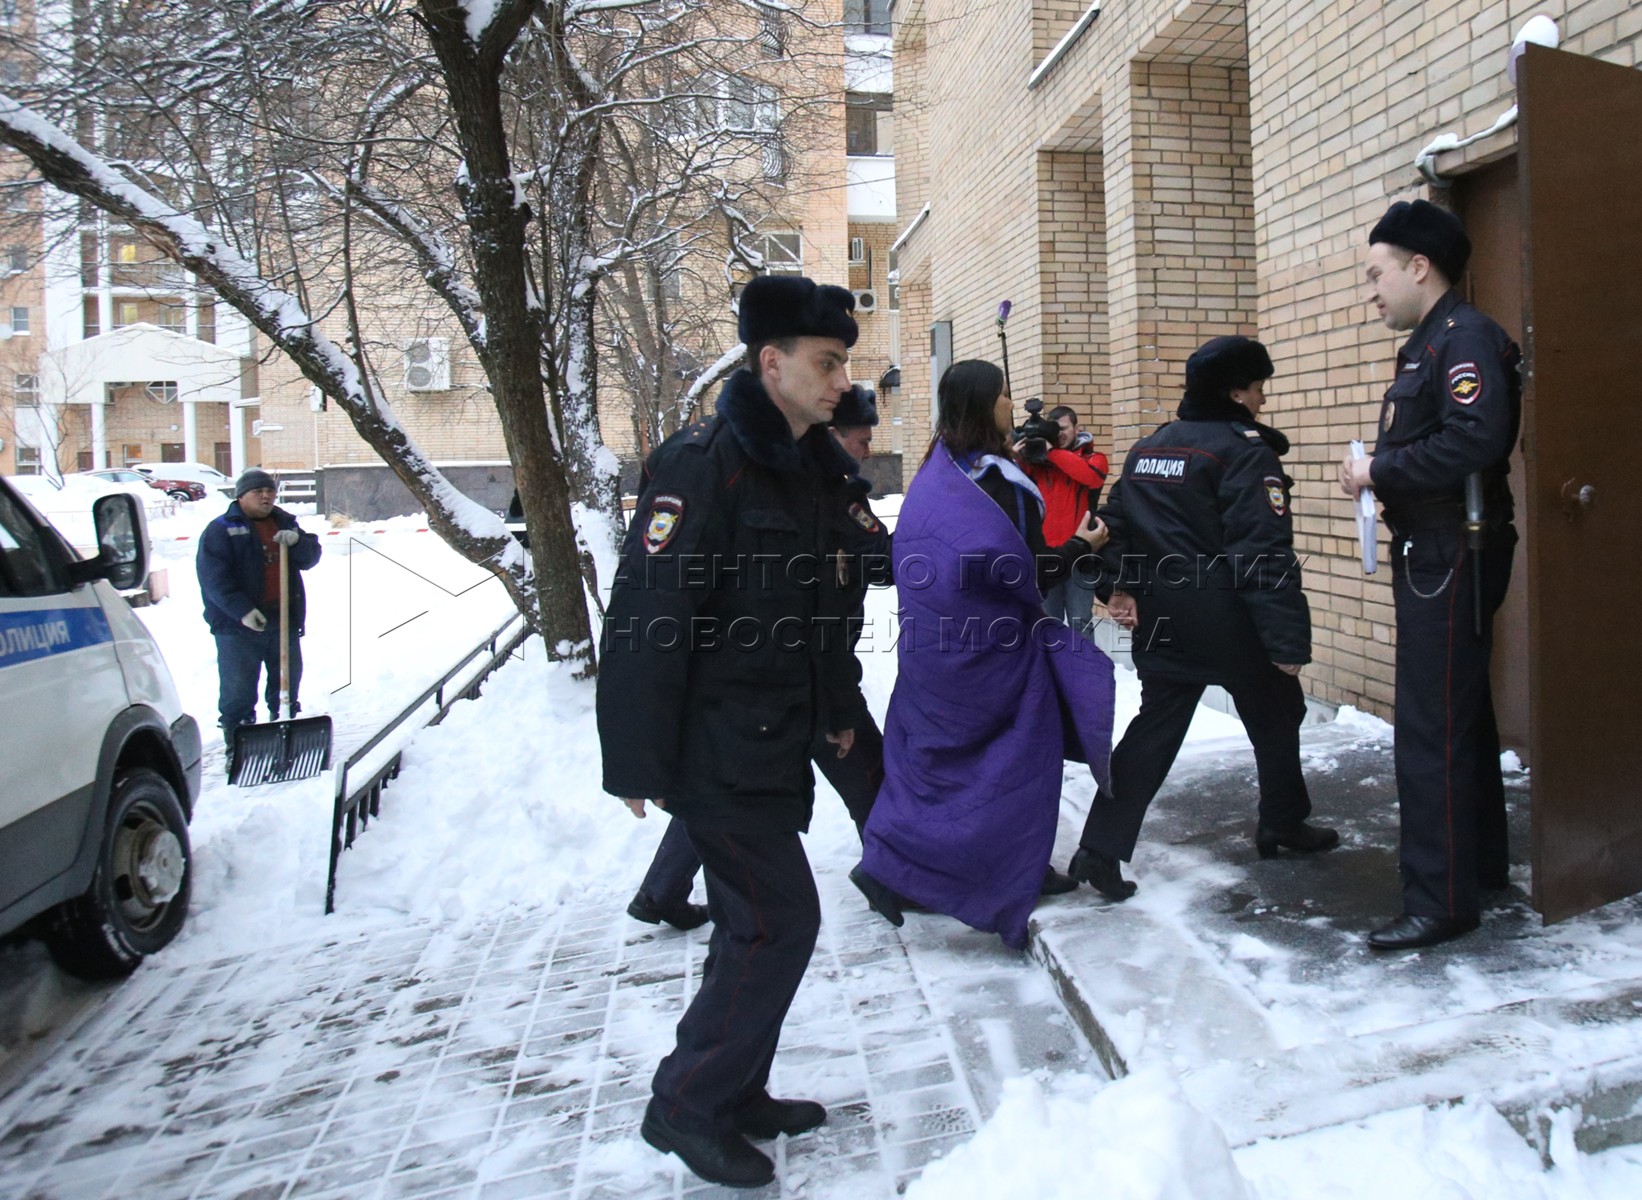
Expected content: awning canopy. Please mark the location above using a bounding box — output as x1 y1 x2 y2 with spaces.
39 323 244 407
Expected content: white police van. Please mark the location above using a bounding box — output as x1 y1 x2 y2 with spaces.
0 474 201 979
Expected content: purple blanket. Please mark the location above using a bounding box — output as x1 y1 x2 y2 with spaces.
861 443 1115 948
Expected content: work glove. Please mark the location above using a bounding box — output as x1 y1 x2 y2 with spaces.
241 609 268 632
272 528 302 547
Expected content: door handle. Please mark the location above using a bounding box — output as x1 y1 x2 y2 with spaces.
1560 478 1596 520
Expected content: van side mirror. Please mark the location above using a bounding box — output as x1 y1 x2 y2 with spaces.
69 493 149 590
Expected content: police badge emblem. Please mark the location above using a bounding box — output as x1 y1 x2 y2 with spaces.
643 493 685 554
1447 362 1481 404
847 502 879 533
1263 475 1287 516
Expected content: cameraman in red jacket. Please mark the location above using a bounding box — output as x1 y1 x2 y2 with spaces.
1017 403 1109 634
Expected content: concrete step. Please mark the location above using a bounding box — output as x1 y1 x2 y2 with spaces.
1033 715 1642 1157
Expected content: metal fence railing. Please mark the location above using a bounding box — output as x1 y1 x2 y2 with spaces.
325 612 534 913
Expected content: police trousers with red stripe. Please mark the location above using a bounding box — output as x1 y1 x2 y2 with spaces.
649 826 820 1136
1390 525 1516 920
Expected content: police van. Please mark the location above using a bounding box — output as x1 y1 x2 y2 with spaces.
0 475 201 979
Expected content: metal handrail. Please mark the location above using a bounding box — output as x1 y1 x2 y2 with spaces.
325 611 535 913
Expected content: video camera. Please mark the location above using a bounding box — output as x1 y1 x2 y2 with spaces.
1013 397 1060 465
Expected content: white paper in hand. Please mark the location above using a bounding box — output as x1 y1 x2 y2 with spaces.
1351 440 1377 574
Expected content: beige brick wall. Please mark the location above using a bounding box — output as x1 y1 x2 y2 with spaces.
895 0 1642 717
847 218 898 401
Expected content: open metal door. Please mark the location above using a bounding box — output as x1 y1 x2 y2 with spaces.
1519 44 1642 922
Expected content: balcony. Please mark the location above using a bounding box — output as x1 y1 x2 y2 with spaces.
82 260 190 292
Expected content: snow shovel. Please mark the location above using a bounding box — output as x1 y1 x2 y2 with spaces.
230 538 333 786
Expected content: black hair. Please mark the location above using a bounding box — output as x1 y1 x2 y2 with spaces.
1046 405 1078 426
746 337 800 379
925 359 1009 465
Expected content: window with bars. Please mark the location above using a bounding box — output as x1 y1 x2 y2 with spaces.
759 9 787 58
762 140 790 183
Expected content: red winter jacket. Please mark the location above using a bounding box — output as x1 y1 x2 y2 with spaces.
1025 445 1110 546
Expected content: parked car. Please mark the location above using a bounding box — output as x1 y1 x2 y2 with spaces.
10 475 158 574
0 476 200 979
133 461 235 499
86 466 206 503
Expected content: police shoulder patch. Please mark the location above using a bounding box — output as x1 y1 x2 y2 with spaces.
847 502 880 533
1242 428 1263 440
1448 361 1481 405
1263 475 1288 517
643 493 685 554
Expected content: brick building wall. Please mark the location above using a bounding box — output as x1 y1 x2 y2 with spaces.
894 0 1642 718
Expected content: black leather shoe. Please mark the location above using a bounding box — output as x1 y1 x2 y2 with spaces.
1040 867 1079 896
641 1104 774 1188
1066 848 1136 901
1367 913 1480 951
849 866 905 927
1255 821 1340 859
734 1093 827 1139
627 891 710 932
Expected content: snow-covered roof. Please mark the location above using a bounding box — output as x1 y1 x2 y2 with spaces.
39 323 245 406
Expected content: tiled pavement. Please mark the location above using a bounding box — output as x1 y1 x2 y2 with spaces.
0 865 1090 1200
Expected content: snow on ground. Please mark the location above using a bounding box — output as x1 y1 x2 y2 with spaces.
5 493 1642 1197
910 1068 1642 1200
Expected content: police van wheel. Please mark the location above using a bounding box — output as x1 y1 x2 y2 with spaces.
45 768 192 981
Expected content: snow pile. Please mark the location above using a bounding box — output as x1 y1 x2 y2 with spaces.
1238 1100 1642 1199
332 645 646 925
908 1069 1250 1200
907 1068 1642 1200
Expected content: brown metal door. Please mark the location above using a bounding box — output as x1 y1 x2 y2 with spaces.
1519 44 1642 922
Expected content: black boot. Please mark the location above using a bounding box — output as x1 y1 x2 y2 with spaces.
1366 913 1479 951
641 1103 774 1188
849 865 905 927
1040 867 1079 896
1254 821 1340 859
627 891 710 931
734 1093 827 1139
1066 848 1136 901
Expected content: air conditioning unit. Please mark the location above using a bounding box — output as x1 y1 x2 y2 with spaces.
852 289 878 314
404 337 451 391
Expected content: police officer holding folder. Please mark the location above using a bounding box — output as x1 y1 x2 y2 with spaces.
1340 200 1522 951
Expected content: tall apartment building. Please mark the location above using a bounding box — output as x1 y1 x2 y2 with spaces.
0 0 259 481
2 1 896 505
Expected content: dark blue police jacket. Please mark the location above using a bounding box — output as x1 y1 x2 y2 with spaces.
196 501 322 637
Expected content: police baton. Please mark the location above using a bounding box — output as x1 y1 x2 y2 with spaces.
1464 473 1485 638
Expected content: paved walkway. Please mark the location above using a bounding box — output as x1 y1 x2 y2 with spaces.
0 862 1088 1200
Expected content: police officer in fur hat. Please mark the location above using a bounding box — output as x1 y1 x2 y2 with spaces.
1066 335 1336 899
623 382 892 936
598 273 867 1188
1339 199 1522 951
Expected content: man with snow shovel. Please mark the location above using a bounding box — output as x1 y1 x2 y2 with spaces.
197 469 322 776
598 274 866 1189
